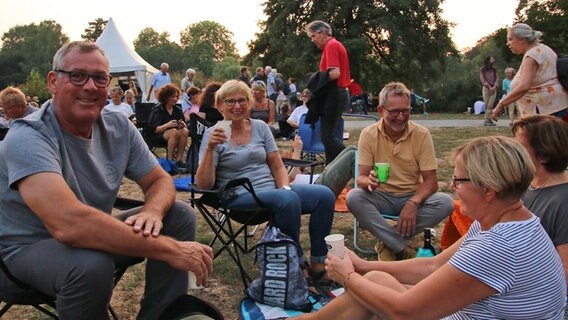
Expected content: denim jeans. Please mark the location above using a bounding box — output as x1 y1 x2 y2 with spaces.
227 184 335 264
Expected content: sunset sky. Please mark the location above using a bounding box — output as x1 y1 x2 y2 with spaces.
1 0 518 55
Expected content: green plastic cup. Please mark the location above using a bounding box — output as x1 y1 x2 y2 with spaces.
374 162 390 183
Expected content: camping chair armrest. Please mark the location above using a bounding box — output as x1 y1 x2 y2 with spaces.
282 158 325 169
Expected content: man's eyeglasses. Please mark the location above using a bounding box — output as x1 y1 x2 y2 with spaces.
223 98 248 106
55 69 112 88
383 107 411 117
451 176 471 189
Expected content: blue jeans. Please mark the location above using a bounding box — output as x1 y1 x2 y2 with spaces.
227 184 335 264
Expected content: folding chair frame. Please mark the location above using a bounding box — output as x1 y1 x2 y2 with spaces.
0 197 146 319
191 178 273 289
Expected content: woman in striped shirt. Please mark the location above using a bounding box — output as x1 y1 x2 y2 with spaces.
293 136 566 320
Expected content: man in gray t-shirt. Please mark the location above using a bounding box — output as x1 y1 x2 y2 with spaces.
0 41 213 320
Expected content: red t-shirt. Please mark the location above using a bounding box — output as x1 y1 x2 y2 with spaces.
319 37 351 88
348 81 363 96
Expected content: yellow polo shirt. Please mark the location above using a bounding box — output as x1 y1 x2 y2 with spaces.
357 119 437 194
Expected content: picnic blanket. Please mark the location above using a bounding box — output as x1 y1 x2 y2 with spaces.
240 288 344 320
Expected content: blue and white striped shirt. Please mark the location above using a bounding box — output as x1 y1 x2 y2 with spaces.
445 215 566 319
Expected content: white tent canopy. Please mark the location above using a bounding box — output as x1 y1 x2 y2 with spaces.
96 18 157 101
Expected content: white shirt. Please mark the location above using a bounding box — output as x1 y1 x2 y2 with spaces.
104 102 134 118
287 105 308 127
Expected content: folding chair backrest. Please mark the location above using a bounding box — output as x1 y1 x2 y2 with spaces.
134 102 156 129
187 113 213 176
298 114 344 155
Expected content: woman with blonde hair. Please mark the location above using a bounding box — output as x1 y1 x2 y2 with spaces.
250 80 277 137
196 80 335 284
293 136 566 320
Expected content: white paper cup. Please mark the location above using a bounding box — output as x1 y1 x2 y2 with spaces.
325 234 345 258
216 120 232 140
188 271 203 289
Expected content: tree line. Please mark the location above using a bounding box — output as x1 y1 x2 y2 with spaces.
0 0 565 112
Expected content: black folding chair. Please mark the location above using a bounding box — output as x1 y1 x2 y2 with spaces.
0 197 145 319
192 178 273 289
135 102 167 157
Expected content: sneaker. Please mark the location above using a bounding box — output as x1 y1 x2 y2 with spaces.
374 241 396 261
484 119 496 126
374 242 415 261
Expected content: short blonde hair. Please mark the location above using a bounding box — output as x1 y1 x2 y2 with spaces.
251 80 267 92
452 136 534 200
0 86 27 110
215 80 253 109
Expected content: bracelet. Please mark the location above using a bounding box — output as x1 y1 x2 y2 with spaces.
343 271 356 290
408 199 420 207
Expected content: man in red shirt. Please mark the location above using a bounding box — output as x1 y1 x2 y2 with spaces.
306 20 351 164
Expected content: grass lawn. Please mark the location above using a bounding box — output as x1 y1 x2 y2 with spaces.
6 119 513 319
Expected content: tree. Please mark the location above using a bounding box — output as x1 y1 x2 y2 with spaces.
133 28 184 73
0 20 68 88
245 0 457 95
212 57 241 81
23 68 51 102
81 18 108 42
180 21 238 76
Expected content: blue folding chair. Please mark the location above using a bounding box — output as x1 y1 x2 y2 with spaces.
298 114 344 163
342 114 400 255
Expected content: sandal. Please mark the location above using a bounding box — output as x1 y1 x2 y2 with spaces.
300 261 324 295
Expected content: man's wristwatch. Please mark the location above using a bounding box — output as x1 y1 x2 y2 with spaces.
281 185 291 191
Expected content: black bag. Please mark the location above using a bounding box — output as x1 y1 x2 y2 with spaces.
246 226 312 312
158 294 224 320
558 54 568 91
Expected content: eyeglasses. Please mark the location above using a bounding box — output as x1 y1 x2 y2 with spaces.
451 176 471 189
55 69 112 88
223 98 248 106
383 107 411 117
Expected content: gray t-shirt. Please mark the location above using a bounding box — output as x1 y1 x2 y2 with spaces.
0 101 157 258
522 183 568 247
199 119 278 194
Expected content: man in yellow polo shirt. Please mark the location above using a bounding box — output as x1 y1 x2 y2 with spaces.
346 82 453 260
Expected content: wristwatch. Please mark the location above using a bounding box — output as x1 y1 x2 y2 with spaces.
281 185 291 191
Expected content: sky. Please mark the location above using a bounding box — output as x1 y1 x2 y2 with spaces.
1 0 518 55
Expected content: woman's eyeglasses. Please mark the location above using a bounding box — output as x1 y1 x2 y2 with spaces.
223 98 248 106
451 176 471 189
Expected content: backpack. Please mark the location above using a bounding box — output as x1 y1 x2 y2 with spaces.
282 82 291 96
558 54 568 91
246 226 312 312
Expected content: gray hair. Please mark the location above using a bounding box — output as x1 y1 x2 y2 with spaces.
306 20 332 36
186 68 196 76
378 82 411 108
109 86 123 96
510 23 543 44
52 41 106 70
